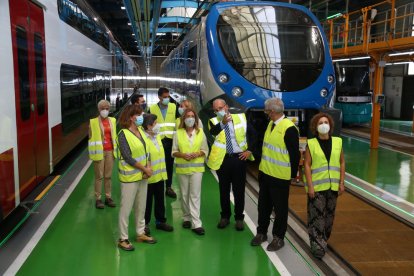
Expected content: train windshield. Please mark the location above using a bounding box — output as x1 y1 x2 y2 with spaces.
217 6 324 91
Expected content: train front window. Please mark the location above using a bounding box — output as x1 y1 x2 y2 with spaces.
217 6 324 91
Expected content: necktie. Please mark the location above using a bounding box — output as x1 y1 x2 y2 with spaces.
223 123 234 154
271 123 275 131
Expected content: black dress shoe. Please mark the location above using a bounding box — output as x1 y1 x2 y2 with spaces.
182 221 191 229
156 222 174 232
235 220 244 231
144 225 151 236
266 237 285 251
217 218 229 229
250 233 267 246
165 187 177 198
192 227 205 235
312 248 325 259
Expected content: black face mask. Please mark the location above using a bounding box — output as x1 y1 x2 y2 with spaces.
141 103 147 110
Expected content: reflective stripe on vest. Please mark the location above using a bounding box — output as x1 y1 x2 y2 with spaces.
141 131 168 184
117 129 147 182
175 128 205 174
149 103 176 139
305 137 342 192
88 117 117 161
259 118 297 180
207 113 254 170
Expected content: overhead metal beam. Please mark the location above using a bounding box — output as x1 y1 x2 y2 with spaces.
159 16 197 24
161 0 200 9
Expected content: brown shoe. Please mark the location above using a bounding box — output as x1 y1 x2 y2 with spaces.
105 198 116 208
217 218 229 229
118 239 134 251
266 237 285 251
235 220 244 231
251 233 267 246
136 234 157 244
95 199 104 209
165 187 177 198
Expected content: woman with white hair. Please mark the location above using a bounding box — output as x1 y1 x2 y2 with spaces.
88 99 117 209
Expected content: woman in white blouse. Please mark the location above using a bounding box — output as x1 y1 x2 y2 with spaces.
172 109 209 235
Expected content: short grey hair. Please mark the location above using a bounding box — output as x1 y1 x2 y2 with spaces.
264 98 284 113
97 99 110 109
213 98 226 106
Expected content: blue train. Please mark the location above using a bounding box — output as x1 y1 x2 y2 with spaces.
161 1 337 145
334 61 372 125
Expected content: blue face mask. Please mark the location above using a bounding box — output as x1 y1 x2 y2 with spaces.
135 115 144 126
162 97 170 105
140 103 147 110
216 110 226 119
178 107 185 116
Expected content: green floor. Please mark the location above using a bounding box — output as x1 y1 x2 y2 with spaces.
380 119 413 135
17 164 279 276
342 136 414 203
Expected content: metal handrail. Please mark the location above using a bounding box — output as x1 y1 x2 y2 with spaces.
323 1 414 57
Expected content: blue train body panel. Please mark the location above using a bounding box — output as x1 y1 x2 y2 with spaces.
204 2 335 110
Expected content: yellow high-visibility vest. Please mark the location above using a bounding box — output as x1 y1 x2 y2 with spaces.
88 117 117 161
207 113 254 170
142 132 167 184
306 137 342 192
259 118 297 180
149 103 176 139
175 128 205 174
117 129 147 182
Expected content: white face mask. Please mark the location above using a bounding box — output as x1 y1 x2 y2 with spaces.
100 110 109 118
151 124 160 134
317 123 330 135
162 97 170 105
216 110 226 119
184 117 195 128
178 107 185 116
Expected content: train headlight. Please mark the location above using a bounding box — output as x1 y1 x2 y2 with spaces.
232 87 243 97
320 88 328 97
327 75 334 83
218 73 229 83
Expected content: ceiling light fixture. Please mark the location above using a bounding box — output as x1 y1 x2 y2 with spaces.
350 56 370 60
332 56 370 62
388 51 414 57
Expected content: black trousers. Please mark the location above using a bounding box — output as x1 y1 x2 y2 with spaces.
161 138 173 188
216 155 246 221
257 172 290 239
145 180 166 224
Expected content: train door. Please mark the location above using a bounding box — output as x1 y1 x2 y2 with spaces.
9 0 49 199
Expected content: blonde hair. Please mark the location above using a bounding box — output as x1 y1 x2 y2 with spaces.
97 99 110 110
180 99 195 110
178 108 200 133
